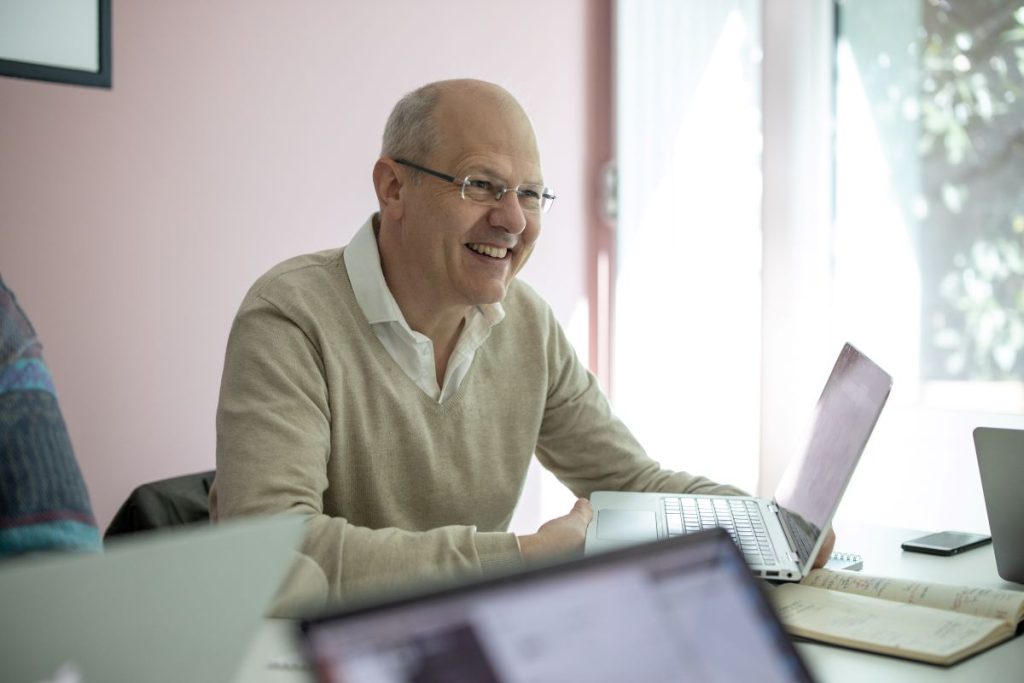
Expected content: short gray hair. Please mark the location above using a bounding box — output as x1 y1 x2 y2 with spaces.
381 83 445 163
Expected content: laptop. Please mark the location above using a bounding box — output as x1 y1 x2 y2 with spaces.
0 514 304 683
586 342 892 582
974 426 1024 584
299 529 816 683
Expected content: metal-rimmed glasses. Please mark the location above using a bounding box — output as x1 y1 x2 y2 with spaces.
395 158 556 215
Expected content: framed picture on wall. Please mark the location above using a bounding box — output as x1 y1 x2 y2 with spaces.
0 0 111 88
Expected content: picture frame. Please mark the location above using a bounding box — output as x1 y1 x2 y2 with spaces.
0 0 111 88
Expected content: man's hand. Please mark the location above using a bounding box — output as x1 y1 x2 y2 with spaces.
812 526 837 569
517 498 593 564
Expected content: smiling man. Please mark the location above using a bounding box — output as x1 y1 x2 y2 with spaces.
209 79 750 615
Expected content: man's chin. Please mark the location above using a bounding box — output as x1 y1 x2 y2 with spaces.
476 291 507 306
467 280 512 306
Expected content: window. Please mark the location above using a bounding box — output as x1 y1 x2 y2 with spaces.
613 0 763 493
518 0 1024 536
833 0 1024 531
836 0 1024 402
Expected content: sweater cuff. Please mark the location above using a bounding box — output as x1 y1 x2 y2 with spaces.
475 531 525 576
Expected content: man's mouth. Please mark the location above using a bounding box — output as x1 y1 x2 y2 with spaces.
466 243 509 259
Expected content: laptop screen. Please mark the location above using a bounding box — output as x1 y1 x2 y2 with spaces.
0 515 304 683
974 426 1024 583
300 531 814 683
773 343 892 571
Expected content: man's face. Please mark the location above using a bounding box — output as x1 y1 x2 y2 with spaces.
395 91 544 310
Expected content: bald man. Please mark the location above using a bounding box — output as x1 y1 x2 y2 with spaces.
210 80 752 615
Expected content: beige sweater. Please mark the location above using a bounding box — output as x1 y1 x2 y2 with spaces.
210 248 742 614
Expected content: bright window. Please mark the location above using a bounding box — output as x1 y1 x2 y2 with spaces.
612 0 763 494
833 0 1024 532
516 0 1024 536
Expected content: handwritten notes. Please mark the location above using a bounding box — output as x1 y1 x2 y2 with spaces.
770 569 1024 665
801 569 1024 622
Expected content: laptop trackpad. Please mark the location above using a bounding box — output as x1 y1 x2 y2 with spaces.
596 509 658 541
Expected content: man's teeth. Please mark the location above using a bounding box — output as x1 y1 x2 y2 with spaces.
468 243 508 259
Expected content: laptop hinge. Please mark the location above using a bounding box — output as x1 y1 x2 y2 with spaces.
769 501 803 565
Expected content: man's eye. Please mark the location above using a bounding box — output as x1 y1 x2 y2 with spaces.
519 188 541 199
469 179 494 191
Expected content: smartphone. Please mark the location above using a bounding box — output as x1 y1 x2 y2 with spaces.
900 531 992 556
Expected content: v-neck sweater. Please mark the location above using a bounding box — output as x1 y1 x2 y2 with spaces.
210 247 742 615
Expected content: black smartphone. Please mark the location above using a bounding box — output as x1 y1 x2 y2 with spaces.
900 531 992 556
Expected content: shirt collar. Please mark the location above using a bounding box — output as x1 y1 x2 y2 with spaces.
344 215 404 325
344 213 506 329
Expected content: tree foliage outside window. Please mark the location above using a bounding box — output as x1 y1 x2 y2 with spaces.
839 0 1024 381
921 2 1024 380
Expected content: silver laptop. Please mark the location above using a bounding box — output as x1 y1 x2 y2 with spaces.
974 426 1024 584
586 342 892 582
300 529 815 683
0 514 304 683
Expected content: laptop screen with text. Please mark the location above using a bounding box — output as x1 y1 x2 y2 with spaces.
301 530 814 683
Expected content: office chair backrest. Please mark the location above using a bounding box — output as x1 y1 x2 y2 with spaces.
104 470 215 540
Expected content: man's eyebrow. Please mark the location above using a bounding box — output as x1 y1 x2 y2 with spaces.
463 164 505 179
464 164 544 186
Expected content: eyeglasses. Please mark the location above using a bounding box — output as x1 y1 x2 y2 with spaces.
395 158 556 215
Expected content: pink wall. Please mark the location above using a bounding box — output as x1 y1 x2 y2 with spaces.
0 1 600 530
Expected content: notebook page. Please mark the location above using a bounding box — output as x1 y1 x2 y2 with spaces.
802 569 1024 623
772 585 1006 661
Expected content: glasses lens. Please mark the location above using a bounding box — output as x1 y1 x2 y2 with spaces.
462 176 500 203
516 185 551 214
461 176 555 214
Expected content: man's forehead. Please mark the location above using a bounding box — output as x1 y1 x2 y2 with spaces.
457 158 544 188
436 80 524 117
434 95 540 176
437 86 535 138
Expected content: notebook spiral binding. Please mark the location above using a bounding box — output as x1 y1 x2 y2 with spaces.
825 551 864 571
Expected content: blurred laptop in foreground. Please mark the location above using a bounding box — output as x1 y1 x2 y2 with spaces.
974 426 1024 584
0 515 304 683
300 529 815 683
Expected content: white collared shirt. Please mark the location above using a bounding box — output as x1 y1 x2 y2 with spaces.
343 215 505 403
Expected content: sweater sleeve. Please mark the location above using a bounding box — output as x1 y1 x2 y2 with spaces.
534 305 747 499
0 277 101 557
210 288 522 616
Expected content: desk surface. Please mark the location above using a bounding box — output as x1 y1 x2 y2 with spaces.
232 521 1023 683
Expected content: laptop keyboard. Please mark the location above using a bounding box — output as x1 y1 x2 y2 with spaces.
663 497 777 567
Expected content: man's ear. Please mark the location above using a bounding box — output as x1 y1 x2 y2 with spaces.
373 158 405 221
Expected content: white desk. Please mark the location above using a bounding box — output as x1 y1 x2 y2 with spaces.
232 522 1023 682
233 619 311 683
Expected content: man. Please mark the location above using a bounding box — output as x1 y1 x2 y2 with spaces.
0 275 102 556
210 79 830 615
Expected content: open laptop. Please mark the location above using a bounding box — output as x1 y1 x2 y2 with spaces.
974 426 1024 584
299 529 816 683
0 514 304 683
586 342 892 582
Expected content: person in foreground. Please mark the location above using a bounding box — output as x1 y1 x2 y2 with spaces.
210 79 833 615
0 275 101 557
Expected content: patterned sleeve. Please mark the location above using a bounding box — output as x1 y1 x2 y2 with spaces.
0 275 102 556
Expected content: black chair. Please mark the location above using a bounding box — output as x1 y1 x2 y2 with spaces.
104 470 215 540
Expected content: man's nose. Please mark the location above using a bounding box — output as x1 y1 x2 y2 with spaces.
489 191 528 235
